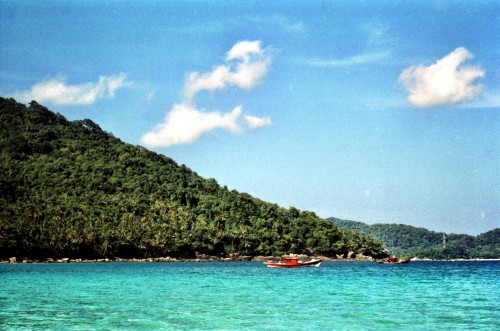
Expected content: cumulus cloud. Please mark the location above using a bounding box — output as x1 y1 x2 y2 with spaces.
13 73 129 106
142 40 272 148
399 47 485 107
244 114 272 129
184 40 271 99
306 51 389 67
141 103 243 147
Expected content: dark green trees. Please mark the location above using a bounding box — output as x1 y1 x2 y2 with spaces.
329 218 499 259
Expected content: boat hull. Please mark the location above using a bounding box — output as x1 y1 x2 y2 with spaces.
377 259 410 264
265 259 322 268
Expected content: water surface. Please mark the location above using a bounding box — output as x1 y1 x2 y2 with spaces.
1 261 498 330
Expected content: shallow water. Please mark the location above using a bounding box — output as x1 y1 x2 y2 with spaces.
1 261 498 330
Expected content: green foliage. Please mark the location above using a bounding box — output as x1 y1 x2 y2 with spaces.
328 218 499 259
0 97 386 259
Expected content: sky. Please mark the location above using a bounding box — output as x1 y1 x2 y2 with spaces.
1 0 498 235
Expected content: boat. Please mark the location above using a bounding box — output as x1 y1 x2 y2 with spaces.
377 257 410 264
264 256 322 268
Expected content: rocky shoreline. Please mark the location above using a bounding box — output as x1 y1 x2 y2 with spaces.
4 253 497 264
3 257 499 264
1 252 376 264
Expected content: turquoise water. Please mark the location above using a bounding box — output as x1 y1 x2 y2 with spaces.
1 261 498 330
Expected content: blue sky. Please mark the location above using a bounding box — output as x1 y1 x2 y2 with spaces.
1 1 498 235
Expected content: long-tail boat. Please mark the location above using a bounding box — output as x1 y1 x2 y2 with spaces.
265 256 322 268
377 257 410 264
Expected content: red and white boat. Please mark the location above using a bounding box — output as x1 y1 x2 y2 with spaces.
265 257 322 268
377 257 410 264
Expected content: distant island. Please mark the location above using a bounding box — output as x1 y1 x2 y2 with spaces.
328 218 499 260
0 97 386 261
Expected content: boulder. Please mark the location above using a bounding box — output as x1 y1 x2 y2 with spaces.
354 253 373 261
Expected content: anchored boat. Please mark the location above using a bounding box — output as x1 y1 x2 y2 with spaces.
265 256 322 268
377 257 410 264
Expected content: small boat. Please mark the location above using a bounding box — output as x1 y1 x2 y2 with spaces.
377 257 410 264
265 257 322 268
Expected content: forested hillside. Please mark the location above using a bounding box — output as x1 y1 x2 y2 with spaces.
0 97 386 260
329 218 499 259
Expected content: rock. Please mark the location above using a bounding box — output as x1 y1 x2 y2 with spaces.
155 257 172 262
411 257 432 261
353 253 373 261
252 256 276 262
319 256 334 261
239 255 253 261
9 257 16 263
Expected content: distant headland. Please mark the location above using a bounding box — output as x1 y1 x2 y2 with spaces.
329 218 499 260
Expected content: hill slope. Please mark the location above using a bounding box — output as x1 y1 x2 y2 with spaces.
0 97 386 259
328 218 499 259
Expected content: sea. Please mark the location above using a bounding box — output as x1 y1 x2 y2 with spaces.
1 261 498 330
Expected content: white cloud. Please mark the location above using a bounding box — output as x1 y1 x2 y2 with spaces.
184 40 271 99
244 115 272 129
306 51 389 67
242 15 304 33
146 91 156 102
464 90 500 108
142 40 272 148
170 15 304 35
13 73 129 106
141 103 242 147
399 47 485 107
304 20 391 69
184 66 231 98
226 40 263 61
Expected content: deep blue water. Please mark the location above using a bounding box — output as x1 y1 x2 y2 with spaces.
1 261 498 330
